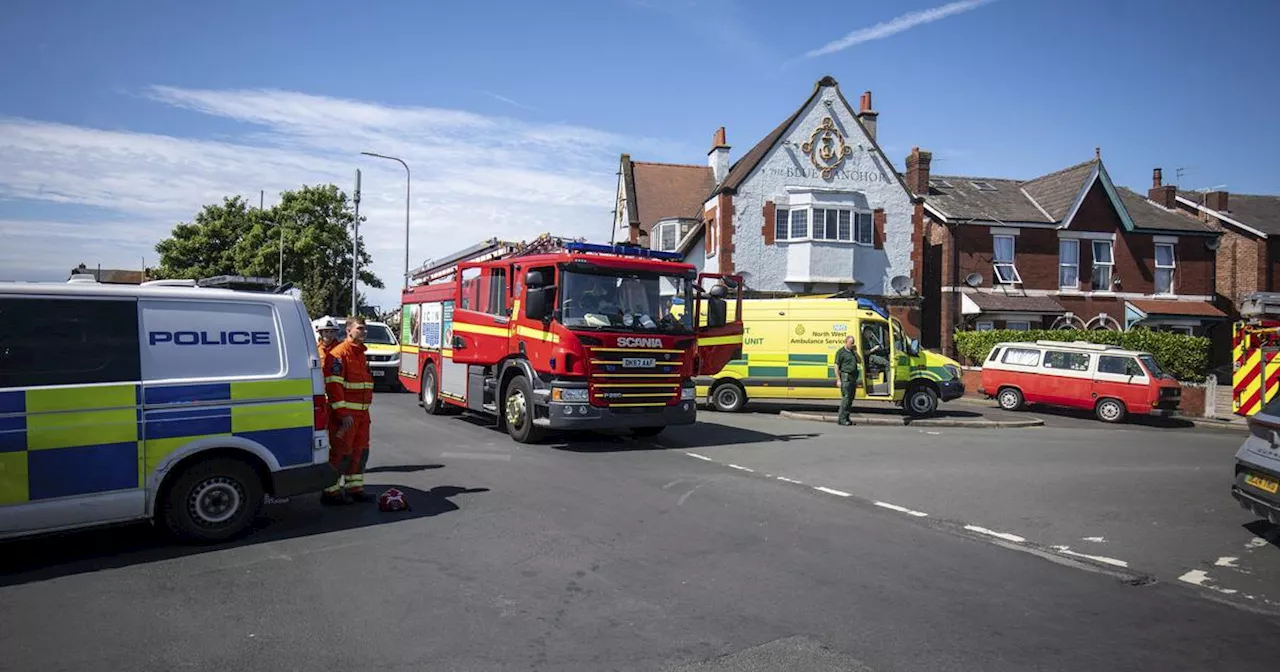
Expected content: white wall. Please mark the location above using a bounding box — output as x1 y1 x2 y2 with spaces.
728 84 915 296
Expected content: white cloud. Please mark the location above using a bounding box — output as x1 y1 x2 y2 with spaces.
0 86 685 310
802 0 998 59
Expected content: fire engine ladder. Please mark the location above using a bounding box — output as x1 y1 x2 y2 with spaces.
408 233 587 285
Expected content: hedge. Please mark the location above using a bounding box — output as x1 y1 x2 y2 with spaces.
952 329 1211 382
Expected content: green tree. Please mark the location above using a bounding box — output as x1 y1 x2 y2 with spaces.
154 184 383 318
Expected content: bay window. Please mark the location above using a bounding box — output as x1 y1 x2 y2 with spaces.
774 206 872 244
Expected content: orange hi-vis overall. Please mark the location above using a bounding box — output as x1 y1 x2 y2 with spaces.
323 338 374 496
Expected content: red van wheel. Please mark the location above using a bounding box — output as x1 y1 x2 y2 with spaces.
996 387 1024 411
1095 398 1127 423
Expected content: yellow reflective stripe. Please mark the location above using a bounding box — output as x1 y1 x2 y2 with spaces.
26 384 136 413
0 452 29 505
454 322 509 338
515 326 560 343
324 376 344 384
230 401 312 433
230 378 312 401
341 381 374 390
331 401 371 410
26 408 137 451
697 335 741 346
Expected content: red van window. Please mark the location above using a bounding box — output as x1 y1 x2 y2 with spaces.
1098 355 1143 376
1044 351 1090 371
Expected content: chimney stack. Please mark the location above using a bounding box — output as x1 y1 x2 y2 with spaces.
857 91 878 142
1205 189 1229 212
708 126 731 185
1148 167 1176 208
906 146 932 196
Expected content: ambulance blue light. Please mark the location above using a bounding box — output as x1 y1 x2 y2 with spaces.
563 241 684 261
857 298 889 320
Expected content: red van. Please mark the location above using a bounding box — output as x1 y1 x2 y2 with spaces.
978 340 1182 423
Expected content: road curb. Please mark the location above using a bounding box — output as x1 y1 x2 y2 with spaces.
1188 419 1251 433
778 410 1044 428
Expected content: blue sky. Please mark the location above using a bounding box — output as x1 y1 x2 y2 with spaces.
1 0 1276 311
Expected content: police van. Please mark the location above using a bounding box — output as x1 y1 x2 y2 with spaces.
0 276 335 544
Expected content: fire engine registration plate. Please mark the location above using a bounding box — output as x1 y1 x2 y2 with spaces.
1245 472 1279 494
372 370 384 377
623 358 656 368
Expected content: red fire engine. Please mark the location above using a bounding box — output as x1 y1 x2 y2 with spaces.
396 235 744 443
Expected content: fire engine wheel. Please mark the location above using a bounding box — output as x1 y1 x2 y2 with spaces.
421 366 444 415
503 376 545 444
1095 398 1127 423
997 387 1025 411
710 381 746 413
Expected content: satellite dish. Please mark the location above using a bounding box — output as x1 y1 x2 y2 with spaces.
1206 237 1220 250
890 275 912 293
965 272 984 287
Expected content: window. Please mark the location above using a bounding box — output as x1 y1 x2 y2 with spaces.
1091 240 1113 290
1099 355 1144 376
1155 243 1175 295
1162 325 1193 336
774 206 870 244
993 235 1021 283
1006 321 1031 331
0 297 141 388
1001 347 1041 366
486 267 509 316
988 347 1002 362
1059 239 1079 289
975 321 994 331
462 266 508 317
653 222 679 252
1043 351 1091 371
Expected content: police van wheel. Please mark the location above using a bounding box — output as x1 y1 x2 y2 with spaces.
710 381 746 413
421 366 445 415
159 457 263 545
504 376 545 444
905 385 939 418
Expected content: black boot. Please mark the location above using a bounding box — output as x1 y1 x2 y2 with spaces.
321 490 353 506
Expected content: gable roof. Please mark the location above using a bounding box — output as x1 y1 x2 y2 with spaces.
623 159 714 240
713 76 918 203
924 157 1211 234
1177 190 1280 237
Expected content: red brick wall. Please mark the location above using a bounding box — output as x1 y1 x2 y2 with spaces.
1268 238 1280 293
1180 385 1206 417
954 225 1060 289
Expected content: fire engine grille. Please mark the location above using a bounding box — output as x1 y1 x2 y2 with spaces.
585 347 683 408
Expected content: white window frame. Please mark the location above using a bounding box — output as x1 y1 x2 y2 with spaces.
975 320 994 332
773 205 871 245
653 221 680 252
1058 239 1079 290
1006 320 1031 331
992 234 1022 284
1091 240 1114 291
1154 242 1175 295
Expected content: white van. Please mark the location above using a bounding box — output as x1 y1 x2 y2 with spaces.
0 277 335 544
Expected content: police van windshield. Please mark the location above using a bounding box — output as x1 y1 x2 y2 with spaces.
559 270 693 334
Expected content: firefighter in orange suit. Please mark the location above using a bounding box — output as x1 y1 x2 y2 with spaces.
321 316 375 505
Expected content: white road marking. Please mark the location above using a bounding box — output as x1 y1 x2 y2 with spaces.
874 501 929 517
1049 546 1130 568
965 525 1027 543
1178 569 1238 595
727 464 754 472
662 480 683 490
686 452 714 461
1246 537 1269 549
1082 536 1106 543
1215 556 1240 568
776 476 804 484
926 431 941 435
678 482 706 506
814 486 852 497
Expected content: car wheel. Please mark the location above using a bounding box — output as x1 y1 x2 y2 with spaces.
503 376 545 444
1095 398 1127 423
422 365 445 415
158 457 263 545
997 387 1024 411
710 381 746 413
905 385 939 418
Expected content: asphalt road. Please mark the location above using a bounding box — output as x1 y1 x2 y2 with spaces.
1 393 1277 671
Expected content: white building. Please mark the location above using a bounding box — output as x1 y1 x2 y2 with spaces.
613 76 923 311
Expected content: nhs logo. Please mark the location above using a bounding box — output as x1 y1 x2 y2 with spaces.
149 330 272 346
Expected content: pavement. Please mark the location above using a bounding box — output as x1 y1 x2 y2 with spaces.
1 393 1277 671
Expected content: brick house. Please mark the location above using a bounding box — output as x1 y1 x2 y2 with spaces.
613 76 924 332
908 150 1226 358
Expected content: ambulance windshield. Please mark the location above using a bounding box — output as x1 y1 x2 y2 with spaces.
559 270 693 334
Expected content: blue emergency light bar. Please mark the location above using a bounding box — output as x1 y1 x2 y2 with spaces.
857 297 889 320
562 241 685 262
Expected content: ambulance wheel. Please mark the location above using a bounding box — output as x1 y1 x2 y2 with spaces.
158 457 263 545
1095 398 1127 424
710 381 746 413
421 366 445 415
997 387 1024 411
503 375 545 444
905 385 939 418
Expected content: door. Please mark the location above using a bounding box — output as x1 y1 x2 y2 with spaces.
1041 350 1095 409
890 317 913 399
450 262 513 367
0 295 145 538
859 320 893 398
1094 354 1149 412
693 273 744 376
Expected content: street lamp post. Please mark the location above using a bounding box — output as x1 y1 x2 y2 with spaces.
360 151 411 290
352 169 361 316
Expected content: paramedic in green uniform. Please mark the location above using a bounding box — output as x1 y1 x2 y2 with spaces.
835 335 860 426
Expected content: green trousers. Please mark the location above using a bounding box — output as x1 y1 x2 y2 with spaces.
837 379 857 423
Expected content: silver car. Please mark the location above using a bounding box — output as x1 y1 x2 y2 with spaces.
1233 394 1280 525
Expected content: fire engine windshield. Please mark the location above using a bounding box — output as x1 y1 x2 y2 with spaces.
559 270 693 334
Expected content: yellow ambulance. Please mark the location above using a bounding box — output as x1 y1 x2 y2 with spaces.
692 296 965 417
